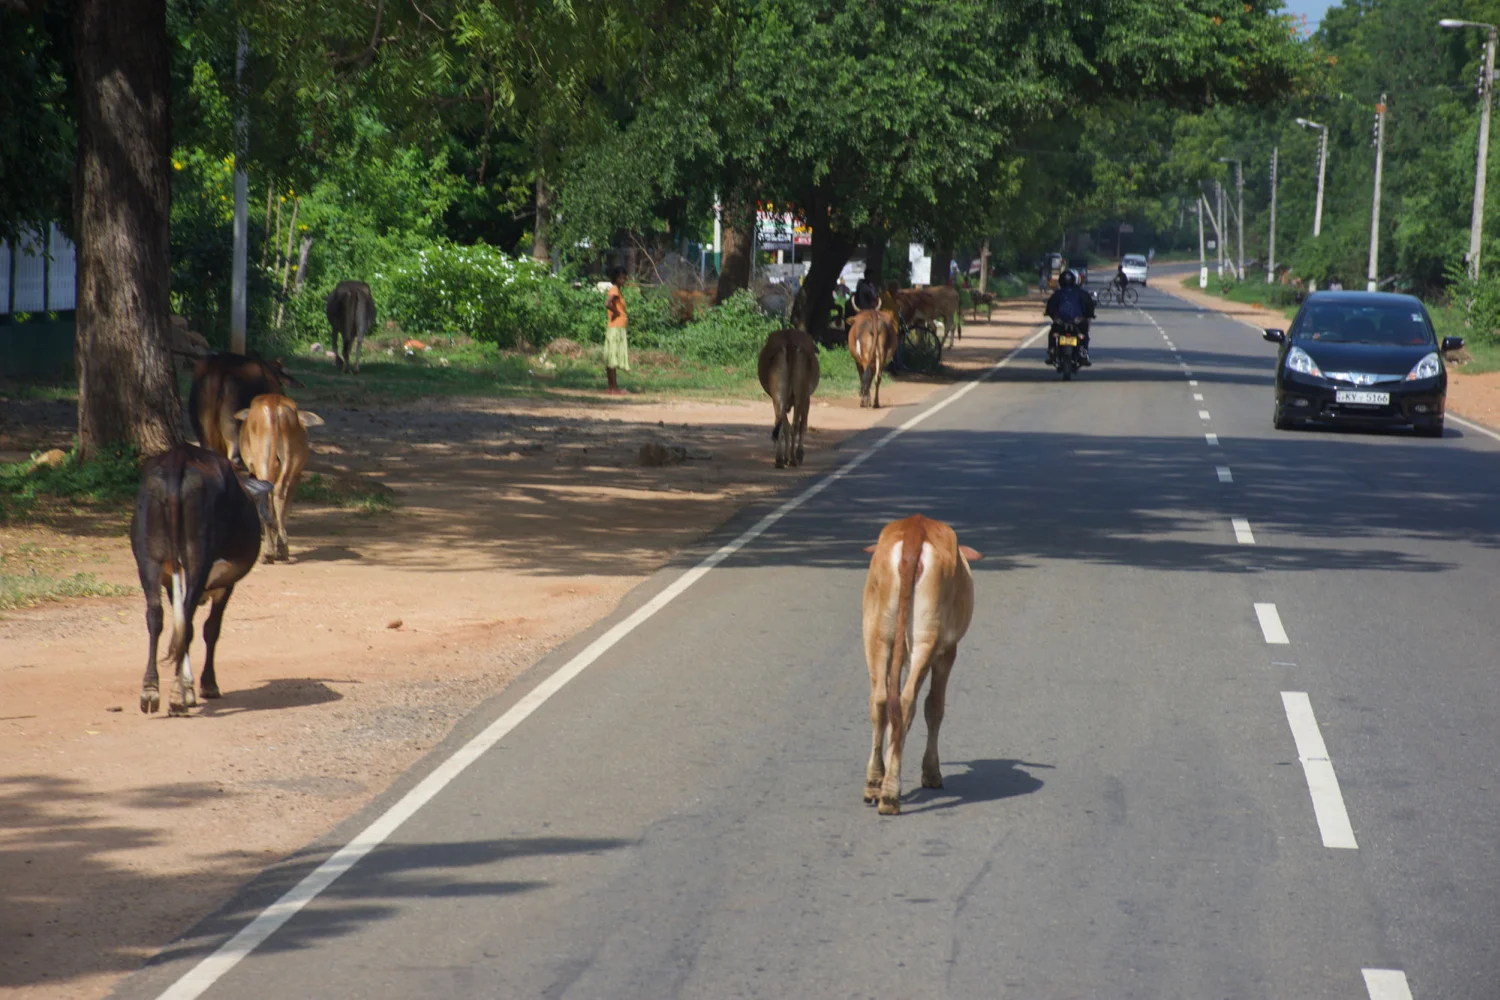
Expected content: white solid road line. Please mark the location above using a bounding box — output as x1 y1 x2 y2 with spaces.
149 332 1056 1000
1206 433 1219 446
1217 466 1233 483
1255 603 1289 644
1281 692 1359 850
1362 969 1414 999
1232 518 1256 544
1198 409 1212 420
1449 413 1500 444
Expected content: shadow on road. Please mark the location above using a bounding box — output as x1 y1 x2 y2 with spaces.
902 758 1052 813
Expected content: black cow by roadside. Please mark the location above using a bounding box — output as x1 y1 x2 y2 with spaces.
326 280 376 373
131 444 274 716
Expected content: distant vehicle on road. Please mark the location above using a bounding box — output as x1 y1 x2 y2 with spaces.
1120 254 1148 285
1067 256 1090 286
1264 291 1463 437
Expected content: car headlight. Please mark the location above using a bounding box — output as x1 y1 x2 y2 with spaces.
1286 346 1323 378
1405 352 1441 381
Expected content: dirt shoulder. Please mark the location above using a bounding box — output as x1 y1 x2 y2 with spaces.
0 302 1039 999
1158 278 1500 435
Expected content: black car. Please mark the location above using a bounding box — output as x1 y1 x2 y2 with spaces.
1264 291 1463 437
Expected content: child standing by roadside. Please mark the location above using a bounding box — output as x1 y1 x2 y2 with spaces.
604 266 629 395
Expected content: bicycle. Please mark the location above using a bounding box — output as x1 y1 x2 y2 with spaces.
1098 282 1138 307
892 313 943 373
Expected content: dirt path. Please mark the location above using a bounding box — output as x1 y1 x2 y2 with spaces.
0 303 1041 999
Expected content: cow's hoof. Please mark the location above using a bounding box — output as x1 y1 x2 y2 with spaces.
140 688 160 714
877 797 901 816
921 772 943 789
795 448 805 465
774 457 786 469
200 683 221 700
261 552 277 564
167 700 190 717
863 787 881 805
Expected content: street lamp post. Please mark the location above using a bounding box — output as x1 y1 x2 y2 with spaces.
1219 157 1244 282
1295 118 1329 238
1441 18 1498 280
1368 95 1387 292
1267 145 1279 284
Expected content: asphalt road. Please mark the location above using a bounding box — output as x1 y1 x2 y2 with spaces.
118 286 1500 999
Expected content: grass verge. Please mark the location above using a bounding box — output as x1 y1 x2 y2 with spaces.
1181 274 1299 323
295 472 396 514
0 570 132 611
0 446 140 524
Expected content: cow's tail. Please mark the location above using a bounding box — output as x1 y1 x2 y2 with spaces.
886 517 925 742
857 326 876 399
165 461 211 667
770 344 791 441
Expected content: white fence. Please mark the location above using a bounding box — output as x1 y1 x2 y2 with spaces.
1 224 77 314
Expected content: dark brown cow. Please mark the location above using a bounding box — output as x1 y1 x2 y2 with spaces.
189 353 302 466
326 280 376 373
756 327 821 469
847 308 897 409
130 444 274 715
861 515 979 815
896 286 963 345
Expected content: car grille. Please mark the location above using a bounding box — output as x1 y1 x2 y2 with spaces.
1322 371 1404 386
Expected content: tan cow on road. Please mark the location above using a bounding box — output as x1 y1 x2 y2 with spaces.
896 286 963 345
861 514 980 815
757 328 821 469
234 394 324 563
847 308 896 409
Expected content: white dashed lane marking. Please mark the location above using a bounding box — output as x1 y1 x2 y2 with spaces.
1217 466 1233 483
1206 433 1219 446
1232 518 1256 545
1199 410 1212 421
1255 603 1288 643
1281 691 1359 849
1193 393 1204 401
1362 969 1413 999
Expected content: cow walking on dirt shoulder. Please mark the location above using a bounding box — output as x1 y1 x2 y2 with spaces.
861 515 980 815
326 280 376 374
189 354 301 467
847 309 896 409
131 445 274 715
235 394 324 563
757 327 821 469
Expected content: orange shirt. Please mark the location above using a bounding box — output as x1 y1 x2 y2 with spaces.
606 285 628 327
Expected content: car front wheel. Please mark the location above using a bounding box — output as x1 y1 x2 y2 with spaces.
1416 420 1445 438
1273 401 1298 431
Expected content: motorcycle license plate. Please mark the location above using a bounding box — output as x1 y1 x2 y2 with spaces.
1057 335 1078 347
1335 390 1389 405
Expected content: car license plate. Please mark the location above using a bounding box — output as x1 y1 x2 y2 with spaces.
1335 390 1389 405
1057 335 1078 347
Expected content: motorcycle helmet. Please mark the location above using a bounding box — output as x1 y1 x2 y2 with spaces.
1058 269 1078 288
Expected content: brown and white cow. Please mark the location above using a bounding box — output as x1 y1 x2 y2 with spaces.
235 394 324 562
861 514 980 815
757 327 821 469
130 444 274 715
326 280 376 373
847 308 897 409
189 353 302 466
896 286 963 345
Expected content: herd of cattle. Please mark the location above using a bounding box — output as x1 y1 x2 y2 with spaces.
129 277 982 813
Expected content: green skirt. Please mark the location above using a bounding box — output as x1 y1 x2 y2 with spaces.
604 326 630 370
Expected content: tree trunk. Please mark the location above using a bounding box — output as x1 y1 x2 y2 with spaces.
714 212 754 304
928 238 953 287
796 209 854 345
74 0 182 459
292 235 313 295
532 169 551 264
979 239 990 292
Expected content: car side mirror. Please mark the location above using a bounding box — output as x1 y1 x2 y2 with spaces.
1442 336 1465 353
1263 329 1286 343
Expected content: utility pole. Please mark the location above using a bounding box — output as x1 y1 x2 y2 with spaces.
1215 179 1225 278
1267 146 1278 284
1235 161 1244 283
1295 117 1328 291
1367 94 1387 292
230 27 249 354
1197 195 1208 289
1442 19 1498 279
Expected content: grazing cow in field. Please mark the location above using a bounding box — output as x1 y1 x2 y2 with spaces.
235 394 324 562
189 353 302 467
326 280 376 373
847 309 896 409
861 514 980 815
131 444 274 715
757 327 821 469
897 286 963 345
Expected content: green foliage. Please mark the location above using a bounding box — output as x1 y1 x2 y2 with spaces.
0 445 141 523
0 569 132 612
0 4 73 243
371 241 597 348
635 290 779 366
1444 261 1500 347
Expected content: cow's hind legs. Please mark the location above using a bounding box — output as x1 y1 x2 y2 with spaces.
198 586 234 700
921 647 957 789
169 647 197 716
140 574 164 714
865 688 887 805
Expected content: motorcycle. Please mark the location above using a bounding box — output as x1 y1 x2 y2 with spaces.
1050 322 1084 381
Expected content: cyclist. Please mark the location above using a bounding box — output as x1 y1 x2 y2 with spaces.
1044 269 1096 366
1113 260 1129 297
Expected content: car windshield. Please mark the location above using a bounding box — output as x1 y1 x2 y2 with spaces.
1292 302 1434 346
1123 256 1146 266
